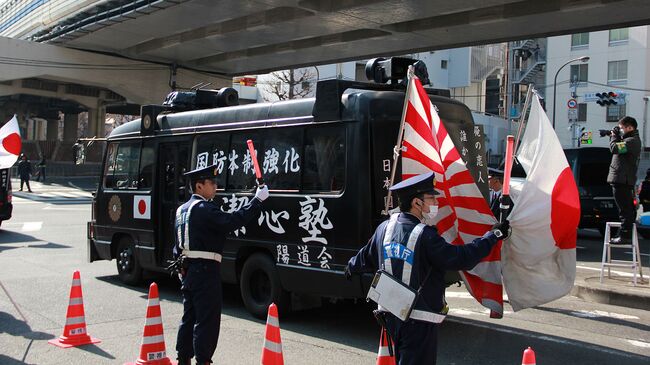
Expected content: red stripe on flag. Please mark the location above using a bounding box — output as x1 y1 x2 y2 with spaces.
413 78 432 125
402 140 438 171
445 169 476 187
464 272 503 303
457 218 494 236
405 104 437 148
451 196 493 216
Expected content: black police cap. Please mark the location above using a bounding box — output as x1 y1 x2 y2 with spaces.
389 172 439 199
183 164 219 180
488 167 504 178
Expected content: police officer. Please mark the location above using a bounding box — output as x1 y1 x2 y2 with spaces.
487 167 504 219
175 164 269 365
345 172 509 364
607 116 642 244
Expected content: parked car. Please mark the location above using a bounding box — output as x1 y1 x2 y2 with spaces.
504 147 618 236
563 148 619 236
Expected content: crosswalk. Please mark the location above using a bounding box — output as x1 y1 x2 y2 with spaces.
10 179 93 203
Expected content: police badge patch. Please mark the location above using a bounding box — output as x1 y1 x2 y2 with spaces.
108 195 122 222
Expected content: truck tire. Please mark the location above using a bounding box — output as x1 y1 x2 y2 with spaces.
240 253 289 319
116 236 143 285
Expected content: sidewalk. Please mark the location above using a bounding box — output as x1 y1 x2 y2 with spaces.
573 262 650 311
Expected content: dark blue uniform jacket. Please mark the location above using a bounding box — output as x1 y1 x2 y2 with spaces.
347 213 499 313
174 194 262 257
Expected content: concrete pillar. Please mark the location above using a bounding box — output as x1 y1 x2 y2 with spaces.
63 113 78 141
87 105 106 138
46 119 58 141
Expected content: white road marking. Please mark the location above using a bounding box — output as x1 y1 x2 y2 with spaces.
570 310 639 320
21 222 42 232
43 206 89 211
448 308 514 316
445 292 473 299
628 339 650 348
576 265 638 278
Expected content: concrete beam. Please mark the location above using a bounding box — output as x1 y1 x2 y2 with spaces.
0 36 230 105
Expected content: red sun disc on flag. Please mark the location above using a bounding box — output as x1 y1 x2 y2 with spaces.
138 199 147 215
550 167 580 249
2 133 21 155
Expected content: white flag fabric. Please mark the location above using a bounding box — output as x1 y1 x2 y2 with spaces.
503 95 580 311
0 115 22 169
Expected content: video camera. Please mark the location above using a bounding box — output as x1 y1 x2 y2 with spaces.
599 126 621 137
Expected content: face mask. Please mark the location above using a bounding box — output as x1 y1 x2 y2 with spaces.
422 205 438 225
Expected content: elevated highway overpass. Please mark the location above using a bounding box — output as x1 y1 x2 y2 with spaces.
1 0 649 140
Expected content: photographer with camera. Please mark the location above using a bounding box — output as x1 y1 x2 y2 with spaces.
604 116 641 244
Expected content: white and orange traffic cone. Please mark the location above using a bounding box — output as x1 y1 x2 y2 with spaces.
376 328 396 365
261 303 284 365
125 282 176 365
48 271 101 348
521 347 536 365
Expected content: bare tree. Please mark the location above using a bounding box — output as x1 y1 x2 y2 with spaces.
263 68 315 101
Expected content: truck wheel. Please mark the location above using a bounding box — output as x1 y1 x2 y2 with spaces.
240 253 289 319
116 237 142 285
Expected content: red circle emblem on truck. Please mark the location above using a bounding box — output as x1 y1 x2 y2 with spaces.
138 199 147 215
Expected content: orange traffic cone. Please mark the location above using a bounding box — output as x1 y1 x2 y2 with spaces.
261 303 284 365
48 271 100 348
376 328 396 365
125 283 176 365
521 347 536 365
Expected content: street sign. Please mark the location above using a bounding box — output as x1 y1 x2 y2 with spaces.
567 99 577 108
568 108 578 122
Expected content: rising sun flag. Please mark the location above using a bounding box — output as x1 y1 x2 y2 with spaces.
400 75 504 317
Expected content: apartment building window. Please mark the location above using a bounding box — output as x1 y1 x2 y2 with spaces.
441 60 448 69
578 103 587 122
571 33 589 48
607 60 628 84
606 104 626 123
609 28 629 44
570 64 589 84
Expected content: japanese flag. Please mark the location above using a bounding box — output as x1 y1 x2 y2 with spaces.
0 115 22 169
503 95 580 311
133 195 151 219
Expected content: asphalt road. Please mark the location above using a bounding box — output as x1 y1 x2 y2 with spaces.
0 181 648 364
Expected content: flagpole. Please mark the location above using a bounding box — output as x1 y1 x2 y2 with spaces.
383 66 415 215
513 86 535 155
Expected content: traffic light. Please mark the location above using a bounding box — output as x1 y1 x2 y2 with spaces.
596 91 618 106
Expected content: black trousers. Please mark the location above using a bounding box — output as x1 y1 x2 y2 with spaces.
385 314 439 365
611 183 636 235
176 260 222 363
20 177 31 191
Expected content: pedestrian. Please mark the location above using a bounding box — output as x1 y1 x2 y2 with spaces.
36 156 46 182
345 172 509 364
607 116 642 244
17 154 33 192
487 167 504 219
638 168 650 213
174 164 269 365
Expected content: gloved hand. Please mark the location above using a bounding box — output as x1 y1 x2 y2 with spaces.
344 265 353 281
491 220 510 240
255 185 269 202
611 126 622 141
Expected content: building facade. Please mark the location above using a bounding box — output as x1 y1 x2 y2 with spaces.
546 26 650 149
